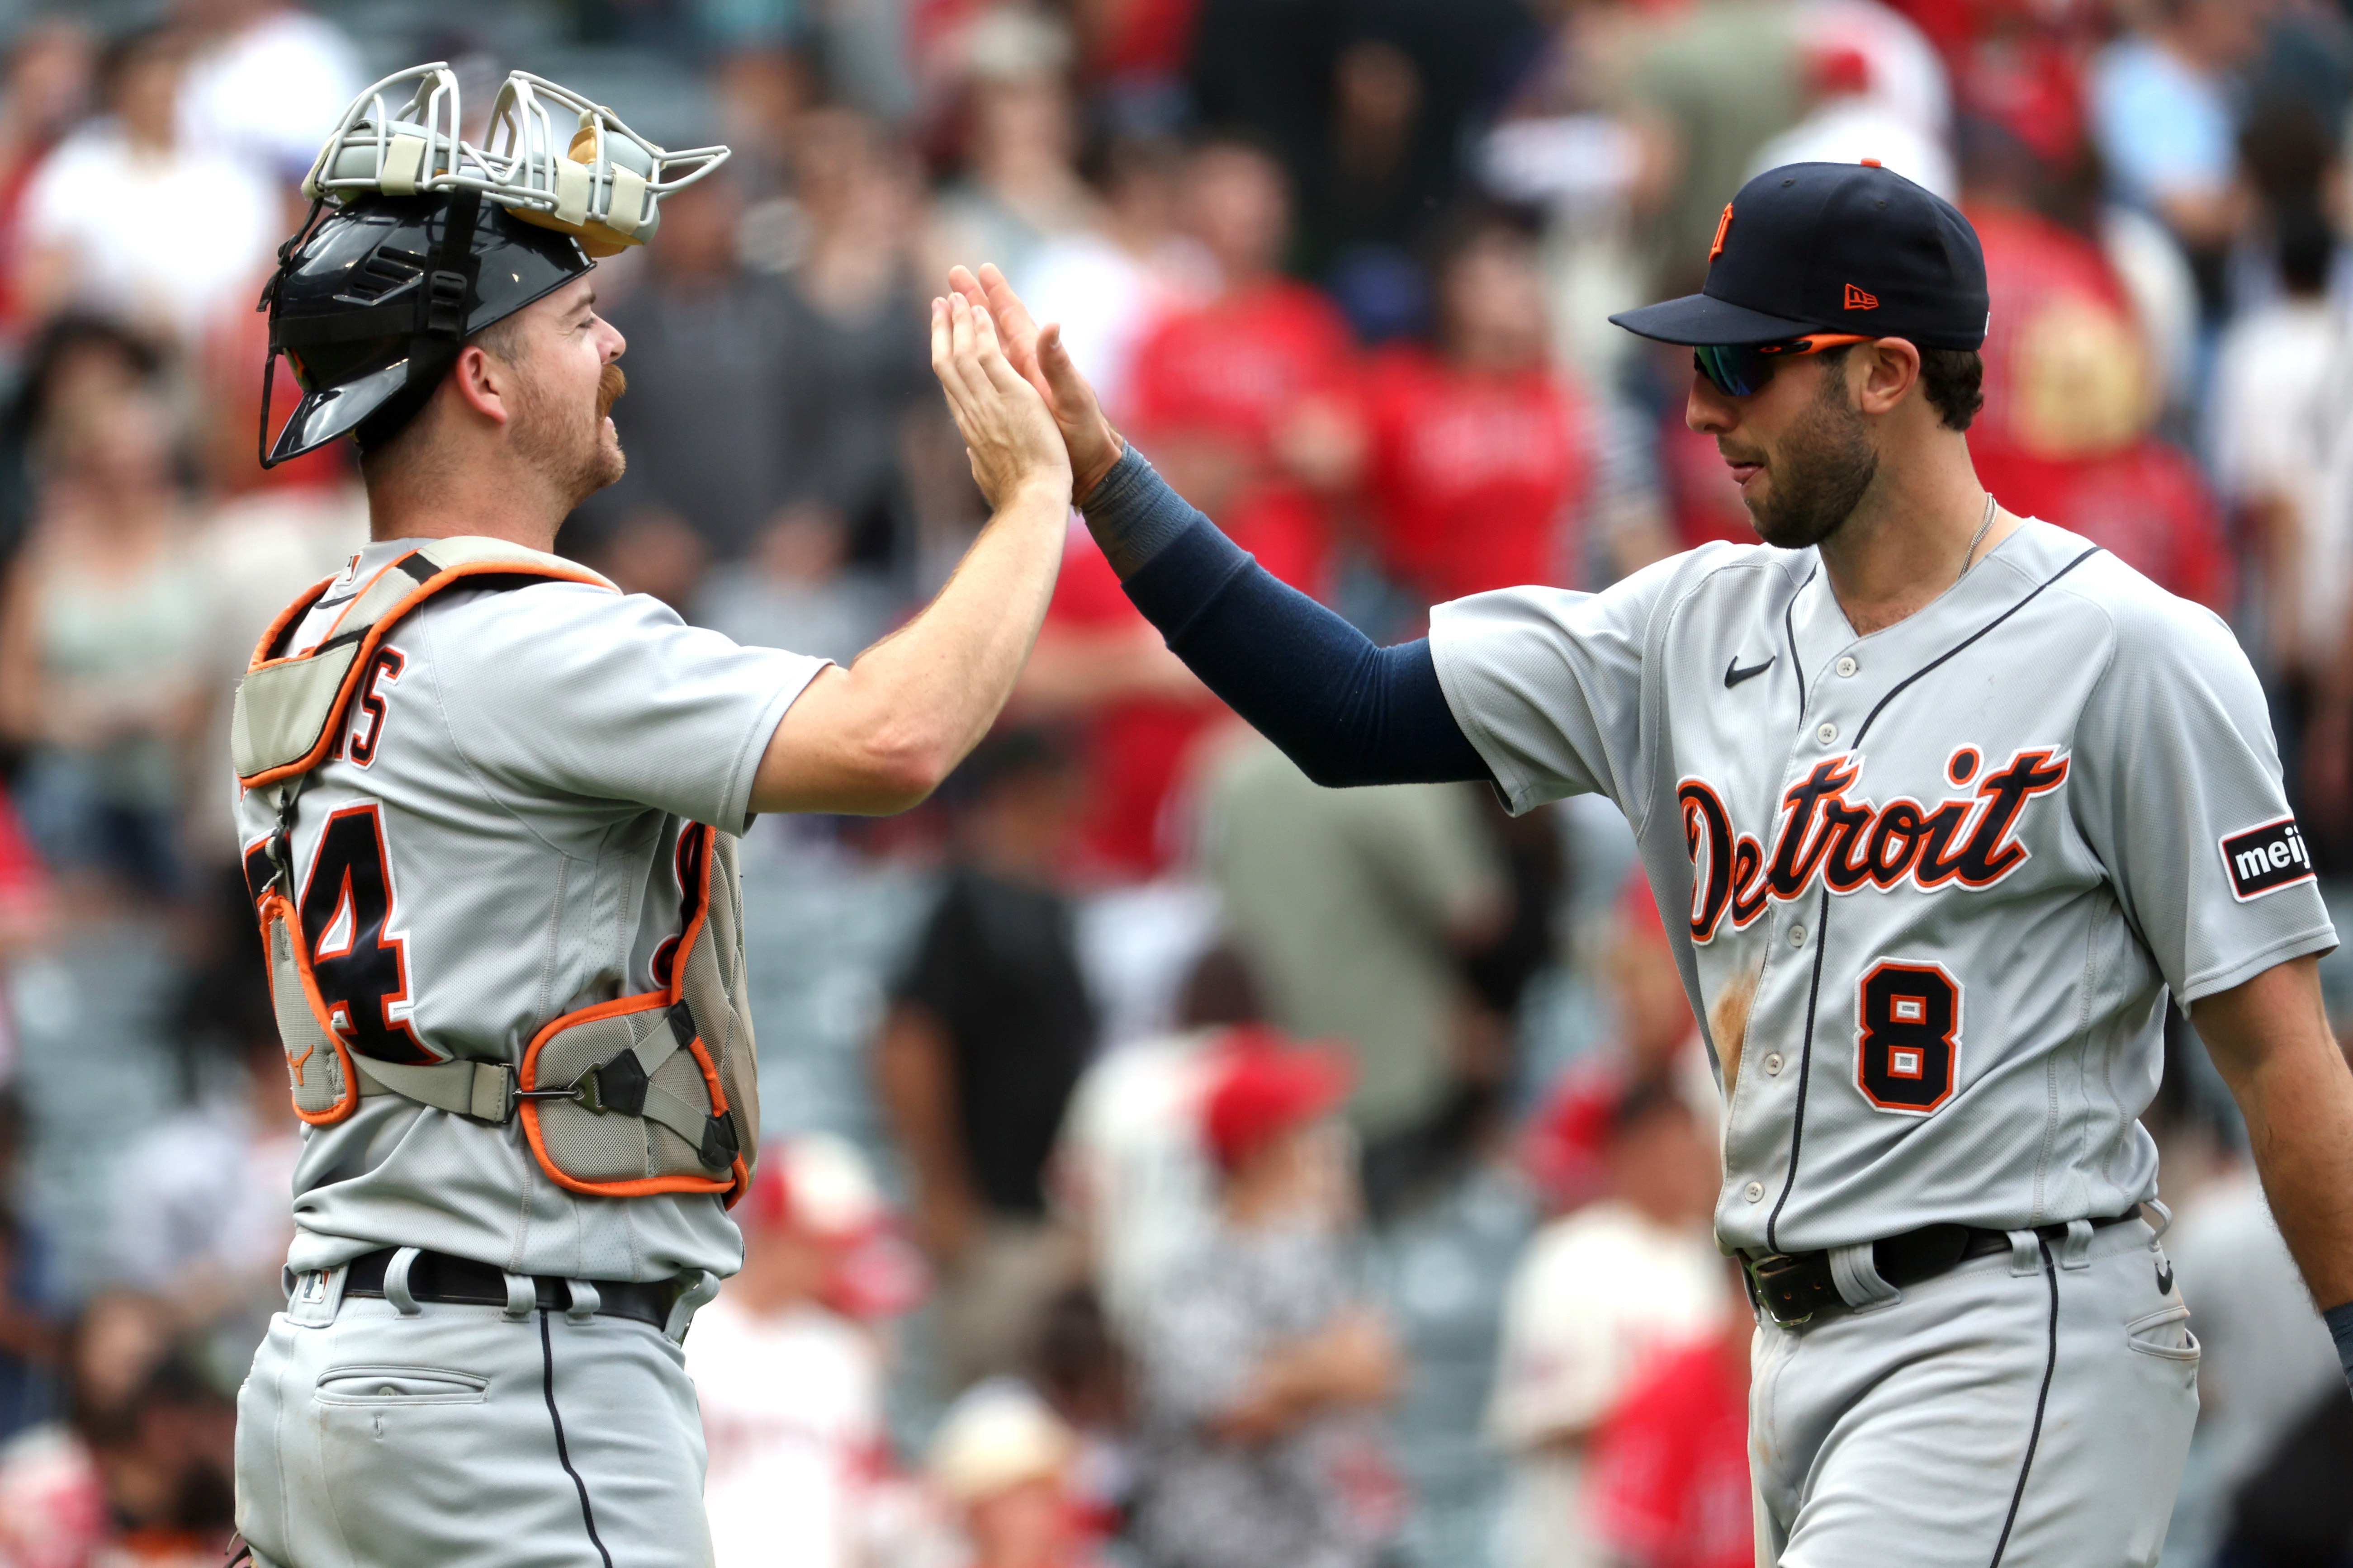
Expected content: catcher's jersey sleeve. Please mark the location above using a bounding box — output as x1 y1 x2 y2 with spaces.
418 579 820 836
2067 592 2335 1002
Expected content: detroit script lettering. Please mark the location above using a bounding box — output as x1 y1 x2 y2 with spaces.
1678 746 2070 943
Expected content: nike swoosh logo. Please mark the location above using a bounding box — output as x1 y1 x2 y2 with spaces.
1725 656 1776 688
2156 1260 2174 1295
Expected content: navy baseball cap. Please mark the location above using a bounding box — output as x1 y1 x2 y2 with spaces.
1610 161 1989 349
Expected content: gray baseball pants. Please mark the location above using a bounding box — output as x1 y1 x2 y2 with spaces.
234 1259 715 1568
1752 1215 2199 1567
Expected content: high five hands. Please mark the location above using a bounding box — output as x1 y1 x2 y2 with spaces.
928 279 1070 510
946 264 1126 503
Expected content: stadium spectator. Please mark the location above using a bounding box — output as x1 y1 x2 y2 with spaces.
0 784 51 956
0 1093 57 1446
928 8 1097 289
1076 0 1198 112
1197 728 1505 1151
691 1133 920 1568
1473 0 1662 386
1014 136 1359 880
1125 135 1361 592
1027 1284 1133 1545
1580 1272 1753 1568
107 1023 297 1375
0 21 93 348
1361 208 1642 611
2213 1380 2353 1568
587 170 797 568
1014 133 1211 422
879 729 1094 1389
2087 0 2261 308
928 1378 1101 1568
1747 40 1955 198
0 317 204 904
1619 0 1804 297
2161 1143 2347 1565
2212 208 2342 660
1132 1039 1403 1568
2213 206 2348 850
1790 0 1950 148
1056 945 1262 1339
694 501 902 666
775 106 941 579
171 0 362 185
0 1290 176 1567
14 26 277 348
1487 1078 1727 1568
1012 524 1213 881
1307 31 1485 334
193 183 354 504
1520 877 1718 1218
1963 136 2232 609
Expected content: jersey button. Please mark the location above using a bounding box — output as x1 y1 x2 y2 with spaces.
1763 1051 1784 1076
1835 656 1859 677
1816 721 1839 746
1788 923 1807 948
1743 1181 1766 1202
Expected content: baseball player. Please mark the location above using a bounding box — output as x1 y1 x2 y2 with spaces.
966 157 2353 1565
228 67 1069 1568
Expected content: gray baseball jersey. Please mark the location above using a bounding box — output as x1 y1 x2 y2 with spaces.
232 539 825 1283
1429 518 2335 1256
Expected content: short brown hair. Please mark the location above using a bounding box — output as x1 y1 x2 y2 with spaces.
1919 347 1984 431
1821 342 1984 431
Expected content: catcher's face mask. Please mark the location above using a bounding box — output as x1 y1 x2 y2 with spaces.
257 63 729 468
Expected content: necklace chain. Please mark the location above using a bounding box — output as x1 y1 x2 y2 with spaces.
1958 492 1997 585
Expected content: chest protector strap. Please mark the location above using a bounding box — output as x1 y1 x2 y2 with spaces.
236 537 759 1205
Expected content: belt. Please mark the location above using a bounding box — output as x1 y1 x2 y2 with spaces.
343 1247 680 1331
1741 1208 2143 1328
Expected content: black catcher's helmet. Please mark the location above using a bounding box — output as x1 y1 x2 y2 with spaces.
259 192 591 467
257 62 727 468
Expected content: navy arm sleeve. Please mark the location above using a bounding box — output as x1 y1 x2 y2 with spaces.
1079 446 1491 789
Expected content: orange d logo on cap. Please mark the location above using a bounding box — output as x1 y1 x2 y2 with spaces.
1709 202 1734 262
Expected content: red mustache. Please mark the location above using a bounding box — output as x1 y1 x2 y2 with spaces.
597 363 627 420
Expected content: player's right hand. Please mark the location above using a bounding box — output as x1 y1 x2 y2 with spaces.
930 287 1071 510
951 264 1125 502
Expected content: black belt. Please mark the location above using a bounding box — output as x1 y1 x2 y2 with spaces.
1741 1208 2143 1328
343 1247 679 1331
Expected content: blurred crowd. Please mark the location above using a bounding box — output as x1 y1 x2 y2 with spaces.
0 0 2340 1564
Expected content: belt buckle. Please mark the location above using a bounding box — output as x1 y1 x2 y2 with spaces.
1744 1251 1818 1327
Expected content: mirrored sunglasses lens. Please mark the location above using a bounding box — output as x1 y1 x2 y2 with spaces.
1694 344 1763 396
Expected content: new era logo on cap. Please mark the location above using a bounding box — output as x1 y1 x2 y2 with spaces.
2220 815 2316 901
1844 283 1879 310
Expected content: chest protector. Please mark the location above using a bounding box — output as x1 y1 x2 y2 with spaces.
233 537 758 1204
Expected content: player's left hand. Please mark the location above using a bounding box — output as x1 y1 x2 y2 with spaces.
949 264 1125 502
929 288 1070 510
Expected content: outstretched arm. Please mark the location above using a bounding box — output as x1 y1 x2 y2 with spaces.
752 280 1071 814
951 265 1491 789
2189 954 2353 1392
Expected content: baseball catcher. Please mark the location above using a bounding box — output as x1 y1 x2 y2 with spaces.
229 64 1069 1568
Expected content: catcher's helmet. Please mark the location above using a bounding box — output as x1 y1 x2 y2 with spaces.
258 63 728 468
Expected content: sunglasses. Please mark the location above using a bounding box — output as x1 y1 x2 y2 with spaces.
1692 334 1874 397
